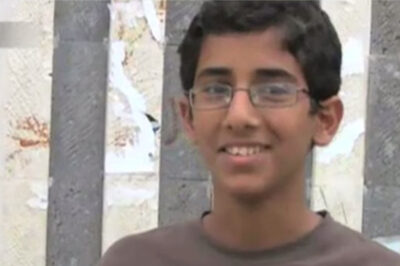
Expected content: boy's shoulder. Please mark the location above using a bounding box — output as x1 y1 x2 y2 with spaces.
99 220 199 266
321 215 400 265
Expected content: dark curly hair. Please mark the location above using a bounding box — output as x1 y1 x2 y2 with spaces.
178 0 342 108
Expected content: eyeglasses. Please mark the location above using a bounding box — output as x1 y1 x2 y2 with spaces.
188 83 311 110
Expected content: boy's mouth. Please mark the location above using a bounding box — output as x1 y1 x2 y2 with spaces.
220 144 269 156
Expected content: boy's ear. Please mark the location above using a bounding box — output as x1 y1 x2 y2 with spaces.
312 96 344 146
177 96 197 144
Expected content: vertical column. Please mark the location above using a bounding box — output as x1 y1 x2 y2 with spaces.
363 0 400 240
46 1 110 265
159 0 211 227
312 0 372 231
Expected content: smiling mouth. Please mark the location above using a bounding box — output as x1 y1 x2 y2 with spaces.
220 145 269 156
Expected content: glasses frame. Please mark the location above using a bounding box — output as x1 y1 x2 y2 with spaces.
187 83 312 110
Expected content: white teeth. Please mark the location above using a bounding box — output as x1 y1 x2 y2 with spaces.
225 146 265 156
253 146 259 154
238 148 247 156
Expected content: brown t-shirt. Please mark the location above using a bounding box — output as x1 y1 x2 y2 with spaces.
99 212 400 266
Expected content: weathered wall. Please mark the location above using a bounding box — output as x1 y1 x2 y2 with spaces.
312 0 371 231
0 1 54 266
363 0 400 246
102 0 166 251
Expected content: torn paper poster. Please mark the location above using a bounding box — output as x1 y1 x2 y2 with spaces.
108 1 144 29
142 0 163 43
316 118 365 164
109 0 164 43
106 41 156 173
341 37 365 77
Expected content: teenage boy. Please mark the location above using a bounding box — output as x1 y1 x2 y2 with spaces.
100 1 400 265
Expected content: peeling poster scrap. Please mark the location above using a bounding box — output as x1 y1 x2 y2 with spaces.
105 41 156 173
142 0 163 43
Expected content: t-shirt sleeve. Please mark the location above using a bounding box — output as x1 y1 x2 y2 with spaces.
98 236 137 266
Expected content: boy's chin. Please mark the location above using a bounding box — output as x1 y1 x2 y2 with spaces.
224 182 277 204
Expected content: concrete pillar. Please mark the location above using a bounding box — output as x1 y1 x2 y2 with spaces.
46 1 110 265
363 0 400 239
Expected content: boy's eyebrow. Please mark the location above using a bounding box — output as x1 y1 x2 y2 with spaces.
255 68 298 82
196 67 232 79
196 67 298 82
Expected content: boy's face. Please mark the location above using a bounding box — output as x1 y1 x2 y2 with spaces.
179 28 342 201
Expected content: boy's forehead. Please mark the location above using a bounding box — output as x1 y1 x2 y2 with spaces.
194 28 305 86
200 27 285 53
197 28 287 68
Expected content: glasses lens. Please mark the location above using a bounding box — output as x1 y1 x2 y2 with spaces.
191 84 231 109
252 83 296 107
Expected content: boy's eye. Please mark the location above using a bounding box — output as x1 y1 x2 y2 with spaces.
202 84 230 95
258 84 292 95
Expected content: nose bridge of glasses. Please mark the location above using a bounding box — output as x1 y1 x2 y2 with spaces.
229 87 258 110
230 87 258 107
223 87 262 130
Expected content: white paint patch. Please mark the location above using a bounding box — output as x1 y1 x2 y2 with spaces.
374 235 400 254
342 38 365 77
27 181 48 210
316 118 365 164
106 186 155 207
106 41 156 173
339 0 356 12
109 41 147 113
142 0 163 43
108 2 145 29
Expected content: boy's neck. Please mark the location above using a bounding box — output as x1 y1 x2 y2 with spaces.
203 181 320 251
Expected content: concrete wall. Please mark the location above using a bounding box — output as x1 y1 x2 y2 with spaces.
102 0 166 251
312 0 372 231
0 1 54 265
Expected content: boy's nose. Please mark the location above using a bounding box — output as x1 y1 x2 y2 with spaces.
222 89 261 132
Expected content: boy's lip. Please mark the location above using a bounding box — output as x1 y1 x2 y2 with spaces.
218 148 269 168
218 141 271 152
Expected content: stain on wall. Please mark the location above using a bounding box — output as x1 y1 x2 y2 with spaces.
10 116 49 148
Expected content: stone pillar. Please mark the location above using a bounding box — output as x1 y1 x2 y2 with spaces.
159 0 211 226
363 0 400 239
46 1 110 265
